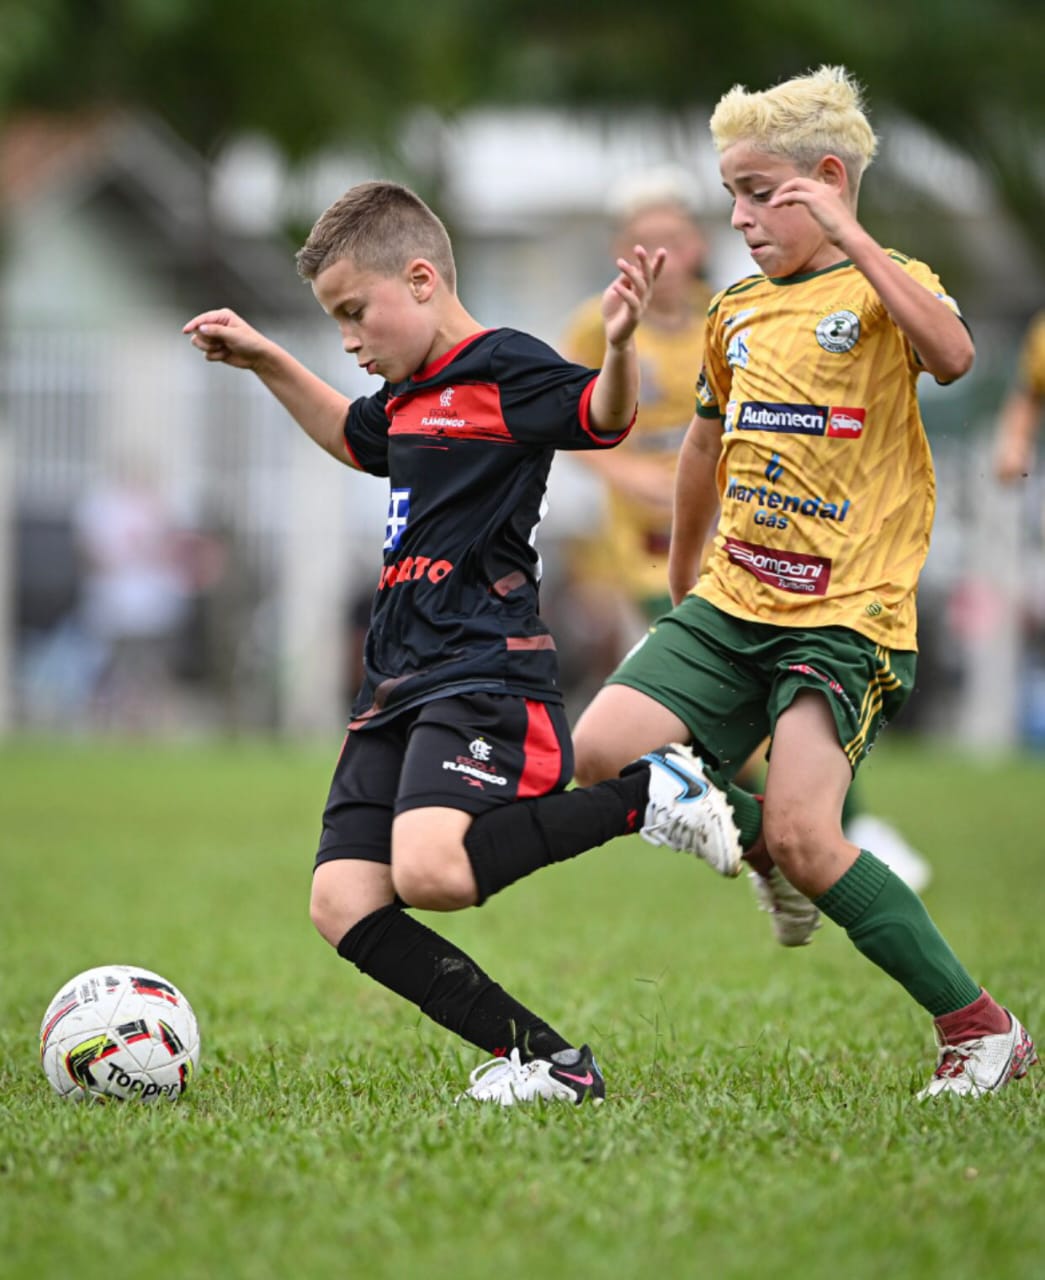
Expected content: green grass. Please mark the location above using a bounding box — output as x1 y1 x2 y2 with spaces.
1 736 1042 1280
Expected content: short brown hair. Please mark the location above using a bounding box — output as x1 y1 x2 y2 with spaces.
296 181 457 289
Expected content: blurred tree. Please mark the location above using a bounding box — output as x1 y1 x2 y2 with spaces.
0 0 1041 258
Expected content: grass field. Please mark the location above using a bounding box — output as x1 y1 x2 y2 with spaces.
1 735 1042 1280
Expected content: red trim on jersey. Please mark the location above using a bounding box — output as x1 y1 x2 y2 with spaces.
577 376 635 446
342 417 365 470
505 635 556 651
517 700 563 798
412 330 495 381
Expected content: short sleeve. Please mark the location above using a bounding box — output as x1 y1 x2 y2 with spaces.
344 390 392 476
695 306 729 419
897 257 966 378
490 330 624 450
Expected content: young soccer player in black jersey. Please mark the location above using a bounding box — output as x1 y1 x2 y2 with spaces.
184 180 740 1104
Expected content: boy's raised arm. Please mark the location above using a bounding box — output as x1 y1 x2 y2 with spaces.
183 308 357 466
586 245 667 436
771 177 974 384
843 232 974 384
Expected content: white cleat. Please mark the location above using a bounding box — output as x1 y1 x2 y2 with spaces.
638 743 742 876
917 1011 1037 1099
748 867 822 947
457 1045 605 1106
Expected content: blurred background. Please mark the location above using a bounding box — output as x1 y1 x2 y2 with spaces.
1 0 1043 747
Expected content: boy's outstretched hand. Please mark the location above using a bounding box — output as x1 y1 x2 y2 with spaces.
601 245 667 346
183 308 272 369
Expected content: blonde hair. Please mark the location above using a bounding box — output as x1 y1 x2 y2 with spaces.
710 65 878 190
296 180 456 289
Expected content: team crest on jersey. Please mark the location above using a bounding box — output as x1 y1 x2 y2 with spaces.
384 488 411 551
815 310 861 353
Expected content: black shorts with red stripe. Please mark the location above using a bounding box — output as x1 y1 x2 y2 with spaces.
315 691 574 866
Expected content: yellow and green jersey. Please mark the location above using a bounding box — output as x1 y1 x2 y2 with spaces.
561 283 712 600
1018 310 1045 398
692 253 962 650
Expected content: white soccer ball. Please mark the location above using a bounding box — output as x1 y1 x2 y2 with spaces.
39 964 200 1102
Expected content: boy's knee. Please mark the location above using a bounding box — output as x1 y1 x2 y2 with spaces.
391 843 478 911
572 729 620 787
762 805 840 884
309 866 391 946
310 877 362 946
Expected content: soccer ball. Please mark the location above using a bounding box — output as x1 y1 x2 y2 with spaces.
39 964 200 1102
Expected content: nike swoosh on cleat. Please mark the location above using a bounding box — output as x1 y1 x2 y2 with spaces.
555 1070 594 1086
659 757 708 802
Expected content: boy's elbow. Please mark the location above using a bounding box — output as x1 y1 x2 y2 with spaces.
935 337 975 384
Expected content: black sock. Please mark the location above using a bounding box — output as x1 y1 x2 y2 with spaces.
337 903 570 1059
464 768 649 904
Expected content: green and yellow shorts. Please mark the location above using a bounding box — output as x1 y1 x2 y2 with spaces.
609 595 916 780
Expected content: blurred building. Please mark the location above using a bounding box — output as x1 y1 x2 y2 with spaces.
0 110 375 736
1 106 1043 746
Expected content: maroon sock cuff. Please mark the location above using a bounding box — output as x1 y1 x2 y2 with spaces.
934 989 1010 1042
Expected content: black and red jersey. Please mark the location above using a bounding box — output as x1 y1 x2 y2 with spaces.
343 326 630 728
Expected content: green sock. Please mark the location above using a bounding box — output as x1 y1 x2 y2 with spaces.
815 850 980 1016
725 784 763 849
705 767 763 849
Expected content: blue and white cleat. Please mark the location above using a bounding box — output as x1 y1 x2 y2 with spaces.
638 743 743 877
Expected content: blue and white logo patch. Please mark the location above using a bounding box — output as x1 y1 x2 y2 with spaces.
726 328 751 370
384 487 411 551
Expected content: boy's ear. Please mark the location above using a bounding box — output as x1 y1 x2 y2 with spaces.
816 154 849 194
406 258 438 301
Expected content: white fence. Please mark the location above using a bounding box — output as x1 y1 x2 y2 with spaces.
2 322 381 737
2 324 1044 749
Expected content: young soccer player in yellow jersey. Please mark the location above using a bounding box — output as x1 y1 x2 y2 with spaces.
563 169 931 895
560 167 713 634
993 309 1045 483
573 66 1036 1098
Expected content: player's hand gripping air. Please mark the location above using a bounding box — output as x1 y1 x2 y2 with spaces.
601 245 667 346
182 308 273 370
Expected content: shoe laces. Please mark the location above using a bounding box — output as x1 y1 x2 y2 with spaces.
931 1036 982 1080
464 1049 530 1102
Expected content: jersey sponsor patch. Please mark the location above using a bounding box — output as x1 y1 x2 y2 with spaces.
384 488 411 551
736 401 866 438
826 407 866 438
725 537 831 596
726 328 751 369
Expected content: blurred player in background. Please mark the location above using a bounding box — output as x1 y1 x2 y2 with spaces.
573 66 1034 1099
994 309 1045 483
184 180 738 1107
560 166 713 651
